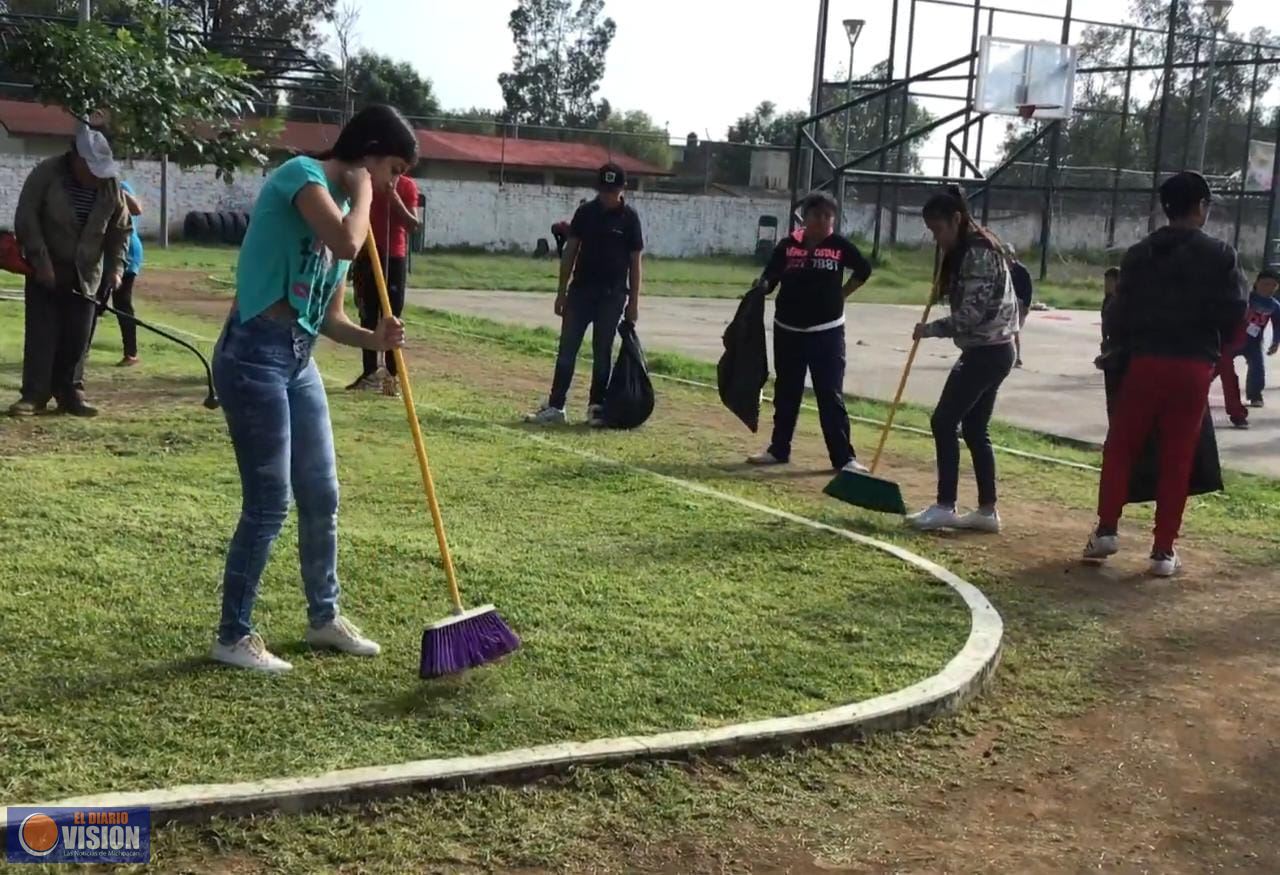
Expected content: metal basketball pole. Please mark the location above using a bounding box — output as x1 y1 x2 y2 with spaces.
804 0 831 200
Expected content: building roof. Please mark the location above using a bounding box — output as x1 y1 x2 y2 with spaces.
0 100 670 176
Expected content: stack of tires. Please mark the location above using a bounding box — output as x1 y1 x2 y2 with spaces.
183 210 251 245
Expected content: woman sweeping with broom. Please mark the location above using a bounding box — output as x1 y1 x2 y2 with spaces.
907 187 1019 534
210 105 417 672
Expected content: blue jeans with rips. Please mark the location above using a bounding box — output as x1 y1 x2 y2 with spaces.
212 311 341 644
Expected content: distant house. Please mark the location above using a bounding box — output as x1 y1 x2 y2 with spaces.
0 100 671 187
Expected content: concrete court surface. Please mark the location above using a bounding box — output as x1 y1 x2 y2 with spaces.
410 288 1280 479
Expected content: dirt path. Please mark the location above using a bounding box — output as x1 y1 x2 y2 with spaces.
143 278 1280 874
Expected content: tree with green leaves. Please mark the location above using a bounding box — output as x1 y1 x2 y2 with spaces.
5 8 274 177
597 108 671 170
289 51 440 121
498 0 616 128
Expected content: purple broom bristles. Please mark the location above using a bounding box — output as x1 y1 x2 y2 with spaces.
420 605 521 679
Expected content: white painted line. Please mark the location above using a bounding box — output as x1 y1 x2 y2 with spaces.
1 413 1002 826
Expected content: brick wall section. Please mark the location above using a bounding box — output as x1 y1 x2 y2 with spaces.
0 154 1267 258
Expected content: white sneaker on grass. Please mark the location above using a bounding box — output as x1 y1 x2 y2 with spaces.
305 616 381 657
1082 530 1119 564
587 404 607 428
1148 549 1182 578
746 450 787 466
210 633 292 673
956 508 1001 534
524 405 567 425
839 459 870 474
906 504 961 531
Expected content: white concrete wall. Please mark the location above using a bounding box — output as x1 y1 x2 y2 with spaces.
0 152 1268 259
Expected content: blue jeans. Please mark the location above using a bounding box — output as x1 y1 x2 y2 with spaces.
548 288 627 410
212 312 340 644
1241 338 1266 402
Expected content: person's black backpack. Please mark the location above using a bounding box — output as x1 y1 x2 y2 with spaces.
603 320 655 429
718 286 769 432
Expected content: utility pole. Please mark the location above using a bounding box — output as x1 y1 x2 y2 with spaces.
79 0 90 22
803 0 831 198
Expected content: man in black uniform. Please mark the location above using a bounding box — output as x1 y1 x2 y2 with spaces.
526 164 643 427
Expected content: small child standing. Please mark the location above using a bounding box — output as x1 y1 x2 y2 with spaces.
1241 268 1280 408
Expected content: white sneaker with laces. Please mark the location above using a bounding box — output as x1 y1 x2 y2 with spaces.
305 616 381 656
746 450 787 466
1148 549 1182 578
524 405 567 425
957 509 1001 533
1082 531 1119 564
840 459 870 474
906 505 961 531
210 633 293 673
587 404 607 428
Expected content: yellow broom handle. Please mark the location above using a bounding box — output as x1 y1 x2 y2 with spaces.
869 255 944 475
364 234 465 613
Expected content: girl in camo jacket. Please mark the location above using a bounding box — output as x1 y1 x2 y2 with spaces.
907 186 1020 535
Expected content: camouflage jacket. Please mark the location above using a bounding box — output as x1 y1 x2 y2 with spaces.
921 237 1019 349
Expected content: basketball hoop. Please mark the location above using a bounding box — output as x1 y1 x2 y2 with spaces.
1016 103 1063 120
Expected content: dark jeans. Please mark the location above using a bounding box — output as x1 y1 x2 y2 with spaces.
931 342 1016 507
768 324 854 468
20 276 97 405
548 287 627 410
1241 337 1266 402
91 271 139 358
354 254 406 376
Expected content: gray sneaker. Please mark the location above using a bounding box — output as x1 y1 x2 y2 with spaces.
524 404 567 425
346 372 380 392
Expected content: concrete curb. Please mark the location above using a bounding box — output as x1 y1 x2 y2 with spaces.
2 414 1003 829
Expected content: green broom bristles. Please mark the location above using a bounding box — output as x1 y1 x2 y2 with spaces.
823 469 908 515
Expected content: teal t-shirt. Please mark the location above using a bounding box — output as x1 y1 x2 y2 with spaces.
235 156 351 335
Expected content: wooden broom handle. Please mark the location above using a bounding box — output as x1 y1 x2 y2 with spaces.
364 234 465 614
869 254 944 475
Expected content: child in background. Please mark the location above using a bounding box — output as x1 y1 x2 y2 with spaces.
1098 267 1122 411
1241 268 1280 407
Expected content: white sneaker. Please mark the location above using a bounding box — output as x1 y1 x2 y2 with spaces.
524 405 567 425
1082 530 1119 564
1148 549 1182 578
746 450 787 466
839 459 870 474
956 509 1001 533
210 633 293 673
906 504 961 531
587 404 607 428
305 616 381 656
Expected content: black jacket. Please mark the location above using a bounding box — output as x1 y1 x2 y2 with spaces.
1106 226 1248 363
718 286 769 432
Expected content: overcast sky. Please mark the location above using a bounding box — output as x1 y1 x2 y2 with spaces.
342 0 1276 168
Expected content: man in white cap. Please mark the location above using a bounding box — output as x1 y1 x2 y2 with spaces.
10 124 132 417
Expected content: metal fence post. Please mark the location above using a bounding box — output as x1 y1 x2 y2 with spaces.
1149 0 1180 231
1107 28 1137 249
1233 51 1261 250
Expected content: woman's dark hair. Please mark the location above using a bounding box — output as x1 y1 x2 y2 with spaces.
315 104 419 164
921 185 973 225
800 190 839 217
1104 267 1121 279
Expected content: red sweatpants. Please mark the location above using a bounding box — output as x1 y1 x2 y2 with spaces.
1097 355 1214 552
1214 324 1249 423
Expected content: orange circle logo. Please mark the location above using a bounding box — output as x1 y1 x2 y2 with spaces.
19 813 59 857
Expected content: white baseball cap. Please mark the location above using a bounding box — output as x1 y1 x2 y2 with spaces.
75 124 118 179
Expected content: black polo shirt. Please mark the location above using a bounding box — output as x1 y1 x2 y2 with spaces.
569 197 644 292
764 232 873 329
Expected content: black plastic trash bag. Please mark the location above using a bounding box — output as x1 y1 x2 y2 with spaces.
717 286 769 432
603 320 655 429
1102 364 1223 504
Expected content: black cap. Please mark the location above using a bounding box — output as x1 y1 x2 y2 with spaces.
1258 267 1280 283
598 163 626 190
1159 170 1214 216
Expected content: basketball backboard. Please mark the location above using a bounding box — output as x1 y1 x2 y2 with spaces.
974 36 1077 121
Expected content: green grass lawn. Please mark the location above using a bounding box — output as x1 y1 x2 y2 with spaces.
0 303 968 805
143 242 1110 309
4 287 1277 872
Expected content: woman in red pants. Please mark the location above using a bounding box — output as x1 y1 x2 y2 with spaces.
1083 171 1247 577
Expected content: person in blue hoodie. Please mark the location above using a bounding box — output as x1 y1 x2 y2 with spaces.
95 179 145 365
1239 268 1280 407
